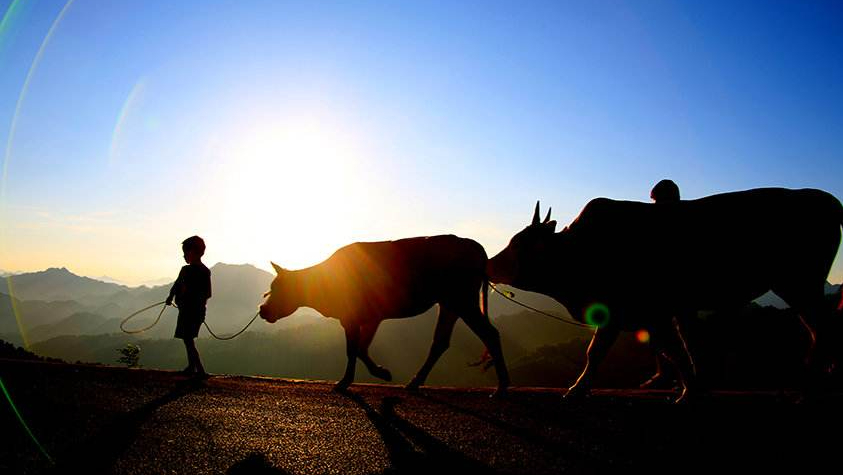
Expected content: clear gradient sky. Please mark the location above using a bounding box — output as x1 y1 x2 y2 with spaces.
1 0 841 285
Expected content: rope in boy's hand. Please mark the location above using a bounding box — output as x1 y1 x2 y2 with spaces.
120 301 261 340
120 301 172 334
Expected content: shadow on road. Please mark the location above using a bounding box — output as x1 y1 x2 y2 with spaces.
417 392 571 450
51 377 204 474
227 452 291 475
342 390 495 475
419 390 843 472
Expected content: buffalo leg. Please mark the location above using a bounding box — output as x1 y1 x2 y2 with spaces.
336 322 360 391
794 300 835 390
797 315 818 367
649 320 697 403
775 283 835 389
640 353 677 390
407 307 459 390
641 316 688 390
798 304 832 374
459 307 510 395
567 325 620 399
357 321 393 382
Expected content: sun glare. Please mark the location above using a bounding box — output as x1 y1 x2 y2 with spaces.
205 117 373 270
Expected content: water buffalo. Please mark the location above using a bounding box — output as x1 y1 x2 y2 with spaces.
488 188 842 402
259 235 510 394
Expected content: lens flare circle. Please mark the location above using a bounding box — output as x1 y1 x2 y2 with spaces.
1 0 76 201
109 77 147 165
0 376 53 464
584 302 610 328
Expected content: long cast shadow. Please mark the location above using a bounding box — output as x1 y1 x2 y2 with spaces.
414 392 584 457
342 391 496 475
51 378 203 474
227 452 292 475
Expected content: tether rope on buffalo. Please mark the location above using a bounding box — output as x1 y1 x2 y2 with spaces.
488 282 593 329
120 301 260 340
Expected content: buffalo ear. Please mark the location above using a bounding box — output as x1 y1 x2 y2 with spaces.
271 261 284 274
546 220 557 232
532 201 541 225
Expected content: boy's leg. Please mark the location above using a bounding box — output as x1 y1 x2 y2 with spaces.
182 338 195 373
185 338 206 375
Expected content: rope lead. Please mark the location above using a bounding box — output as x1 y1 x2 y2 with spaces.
488 282 593 329
120 301 260 340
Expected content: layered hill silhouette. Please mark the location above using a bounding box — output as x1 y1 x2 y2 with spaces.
2 264 297 344
1 264 841 389
4 267 133 301
0 264 584 387
0 264 573 345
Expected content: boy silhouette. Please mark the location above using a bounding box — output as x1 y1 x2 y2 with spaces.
166 235 212 378
641 179 683 389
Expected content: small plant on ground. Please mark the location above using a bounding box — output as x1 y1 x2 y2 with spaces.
117 343 141 368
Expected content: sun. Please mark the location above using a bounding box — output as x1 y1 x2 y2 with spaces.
204 116 373 270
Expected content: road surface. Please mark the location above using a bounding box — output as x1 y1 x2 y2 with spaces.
1 359 839 474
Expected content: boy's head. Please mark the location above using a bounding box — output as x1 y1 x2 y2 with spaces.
182 235 206 264
650 179 680 203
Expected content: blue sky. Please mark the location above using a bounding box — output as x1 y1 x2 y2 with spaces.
0 0 841 284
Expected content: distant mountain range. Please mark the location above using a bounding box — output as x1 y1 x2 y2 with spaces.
1 265 840 347
755 282 841 309
1 264 840 387
25 307 589 388
93 275 173 286
0 264 575 346
4 267 134 302
0 263 587 384
0 264 585 386
0 264 309 345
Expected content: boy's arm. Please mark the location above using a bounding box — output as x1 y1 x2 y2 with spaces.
205 270 212 300
166 268 184 305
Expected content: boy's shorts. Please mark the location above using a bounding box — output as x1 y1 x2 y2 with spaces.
175 308 206 339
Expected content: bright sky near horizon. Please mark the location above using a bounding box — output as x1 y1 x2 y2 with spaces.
0 0 841 285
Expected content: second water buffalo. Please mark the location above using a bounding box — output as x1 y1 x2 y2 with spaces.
488 188 842 402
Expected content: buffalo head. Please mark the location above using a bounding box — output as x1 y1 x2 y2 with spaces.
258 262 301 323
487 201 557 289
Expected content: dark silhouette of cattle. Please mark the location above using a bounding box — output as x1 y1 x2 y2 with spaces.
487 188 842 402
259 235 510 394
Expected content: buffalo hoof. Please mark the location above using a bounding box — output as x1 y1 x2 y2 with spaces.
564 385 590 402
639 373 679 390
491 386 509 399
333 380 352 392
370 366 393 382
673 387 703 405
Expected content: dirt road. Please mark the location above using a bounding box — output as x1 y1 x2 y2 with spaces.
1 359 838 474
